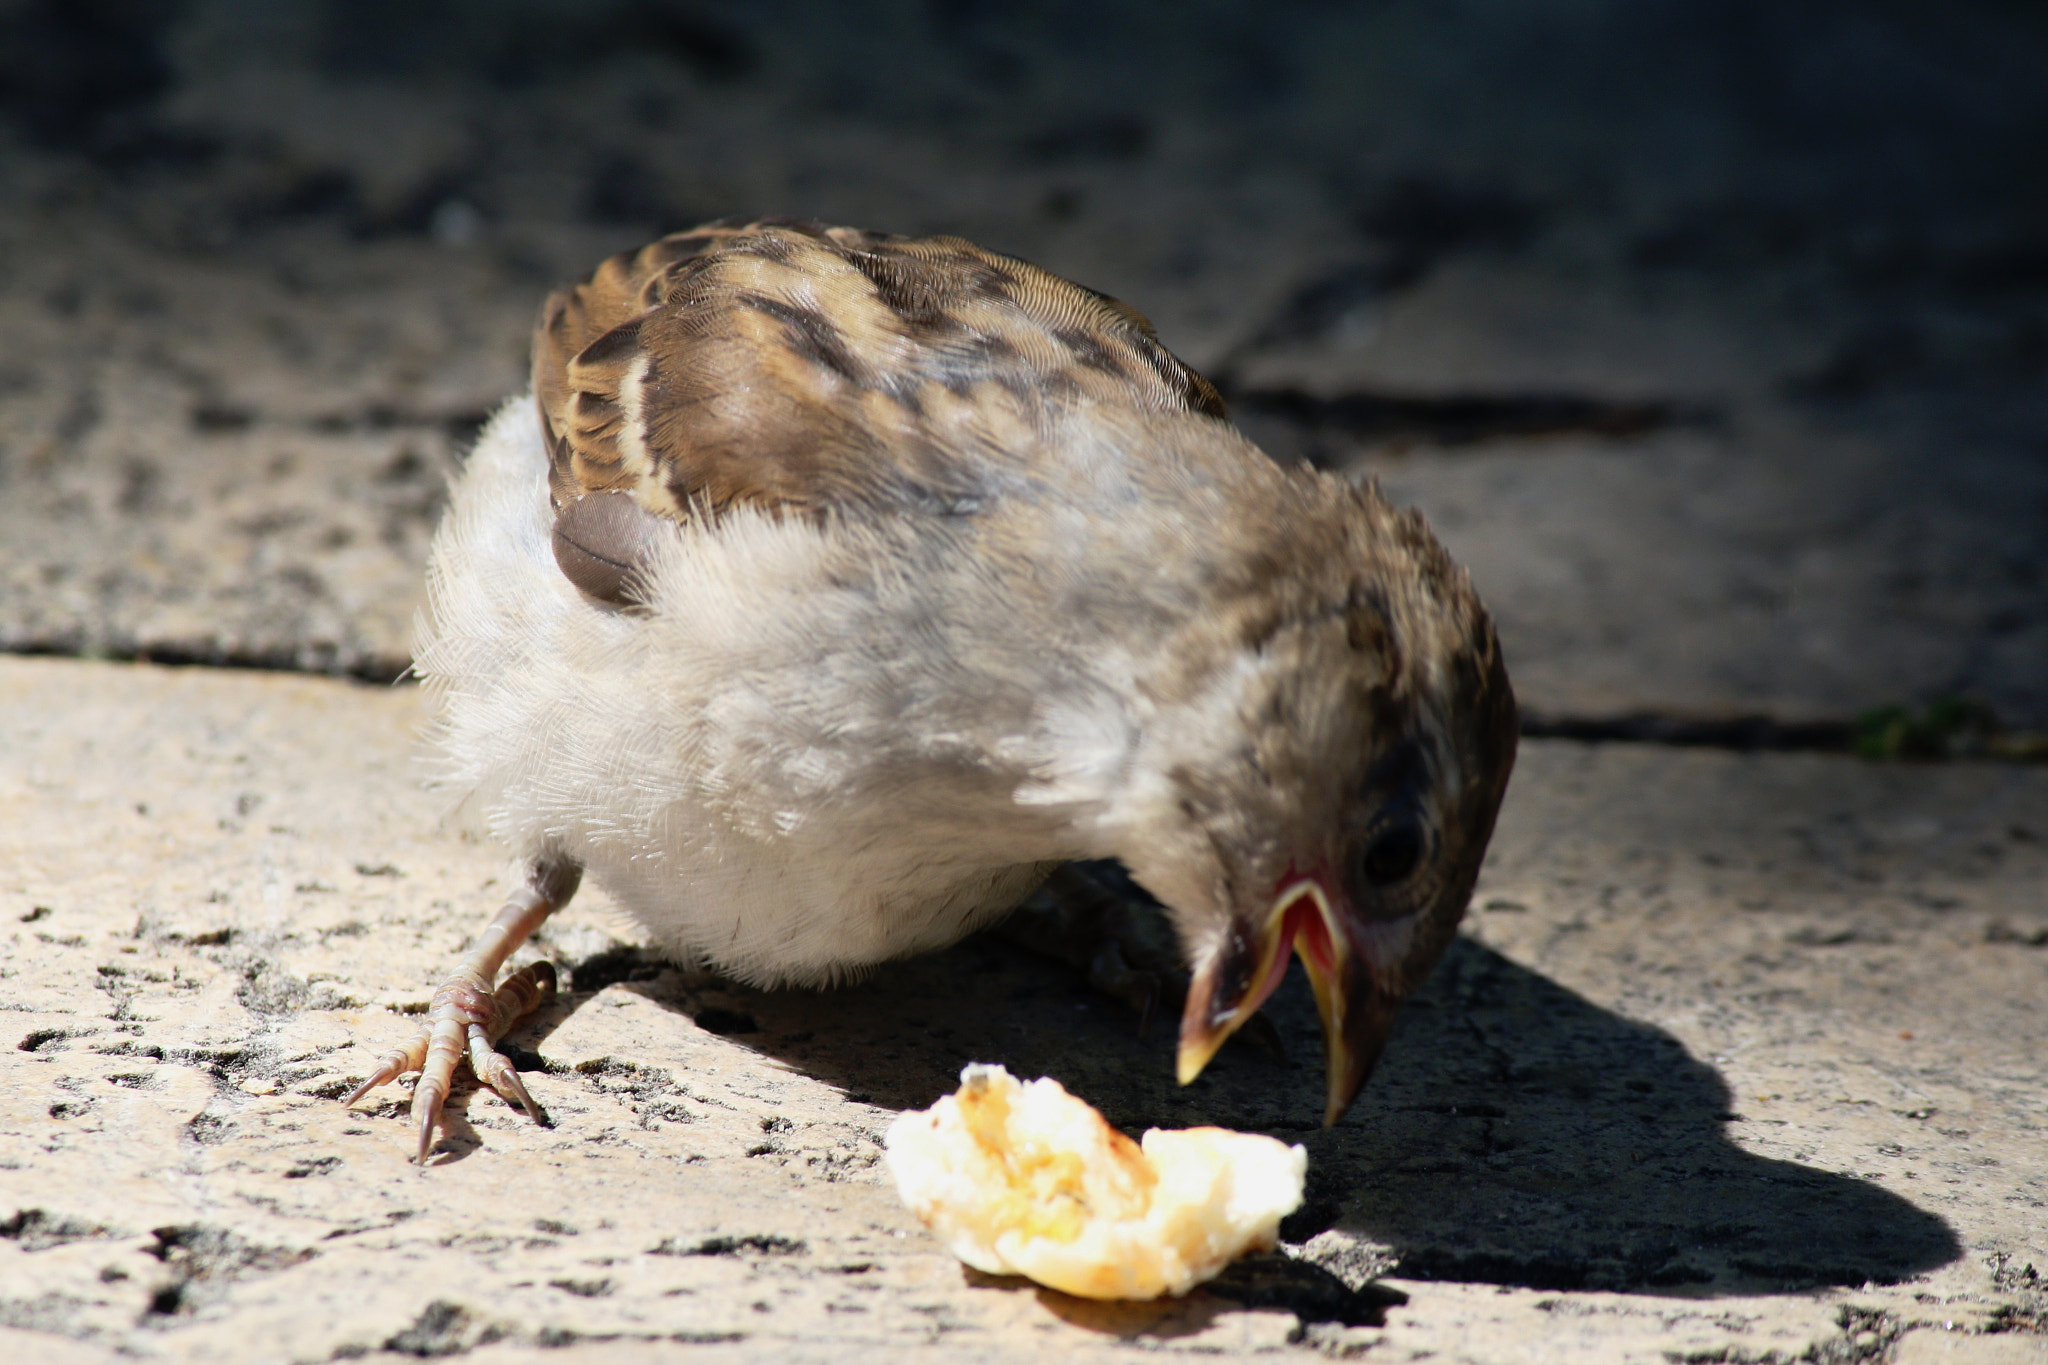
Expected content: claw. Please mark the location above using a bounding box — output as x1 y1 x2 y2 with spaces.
400 960 564 1162
344 858 582 1163
410 984 479 1164
342 1035 428 1109
473 1032 546 1123
415 1100 441 1167
469 962 558 1123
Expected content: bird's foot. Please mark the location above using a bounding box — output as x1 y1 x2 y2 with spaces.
1000 861 1181 1026
343 961 559 1163
344 857 582 1163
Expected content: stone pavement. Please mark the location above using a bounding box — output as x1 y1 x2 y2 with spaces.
3 657 2043 1362
2 2 2046 1361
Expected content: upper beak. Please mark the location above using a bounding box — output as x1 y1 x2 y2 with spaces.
1176 873 1403 1126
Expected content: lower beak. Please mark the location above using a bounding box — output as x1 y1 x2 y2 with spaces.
1176 877 1401 1125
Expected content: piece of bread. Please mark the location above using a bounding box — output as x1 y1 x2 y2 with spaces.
884 1064 1307 1299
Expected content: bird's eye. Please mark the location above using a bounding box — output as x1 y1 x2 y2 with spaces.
1358 817 1427 888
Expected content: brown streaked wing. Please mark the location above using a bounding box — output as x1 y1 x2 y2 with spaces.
533 220 1229 524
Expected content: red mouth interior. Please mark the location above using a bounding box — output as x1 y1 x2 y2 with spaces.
1282 886 1337 976
1233 876 1336 1022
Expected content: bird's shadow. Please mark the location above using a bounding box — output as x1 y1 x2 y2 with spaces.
515 919 1958 1307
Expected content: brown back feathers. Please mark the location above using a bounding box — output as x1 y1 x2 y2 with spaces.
534 218 1229 534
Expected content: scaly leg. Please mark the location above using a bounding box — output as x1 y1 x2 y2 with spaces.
1001 860 1285 1059
999 861 1182 1026
345 856 583 1163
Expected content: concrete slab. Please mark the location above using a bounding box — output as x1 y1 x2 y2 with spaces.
2 656 2042 1361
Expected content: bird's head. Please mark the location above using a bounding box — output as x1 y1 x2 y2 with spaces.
1105 478 1516 1125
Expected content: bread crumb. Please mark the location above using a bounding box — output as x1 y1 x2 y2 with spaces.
884 1063 1306 1299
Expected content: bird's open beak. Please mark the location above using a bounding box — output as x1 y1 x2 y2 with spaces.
1177 872 1402 1125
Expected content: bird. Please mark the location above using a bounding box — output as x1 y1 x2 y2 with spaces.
344 218 1518 1163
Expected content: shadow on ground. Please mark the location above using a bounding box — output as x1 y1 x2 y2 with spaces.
512 917 1958 1301
1332 939 1961 1294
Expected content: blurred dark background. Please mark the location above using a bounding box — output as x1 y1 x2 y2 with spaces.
8 1 2045 244
1 0 2043 731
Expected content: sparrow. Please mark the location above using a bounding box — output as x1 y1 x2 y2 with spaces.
346 218 1517 1162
